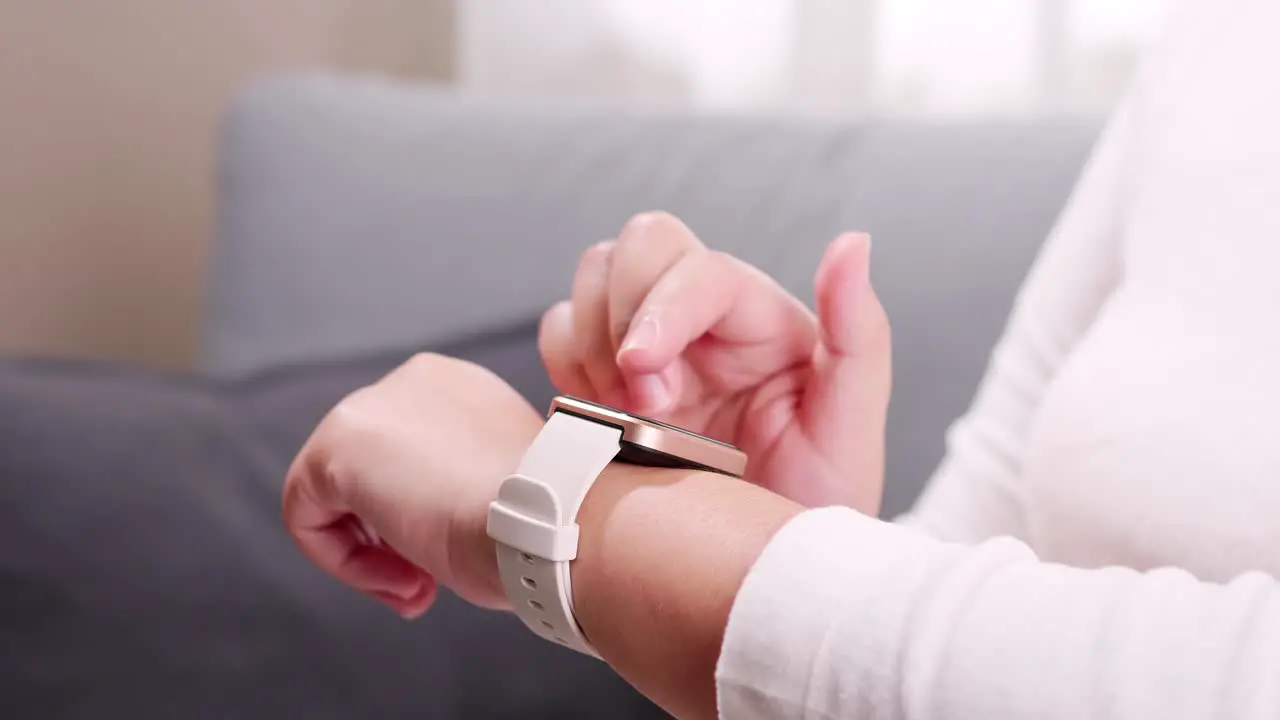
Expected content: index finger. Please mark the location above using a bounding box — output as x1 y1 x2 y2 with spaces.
616 250 817 376
607 212 704 350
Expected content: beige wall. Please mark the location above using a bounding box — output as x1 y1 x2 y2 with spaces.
0 1 454 368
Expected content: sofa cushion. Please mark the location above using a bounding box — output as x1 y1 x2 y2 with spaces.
0 325 661 718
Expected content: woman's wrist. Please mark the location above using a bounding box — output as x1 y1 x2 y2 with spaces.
451 461 689 612
449 497 510 610
446 409 543 611
456 452 800 718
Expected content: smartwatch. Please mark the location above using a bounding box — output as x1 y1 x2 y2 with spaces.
485 395 747 657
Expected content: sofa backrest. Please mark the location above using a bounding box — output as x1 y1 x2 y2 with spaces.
206 73 1099 513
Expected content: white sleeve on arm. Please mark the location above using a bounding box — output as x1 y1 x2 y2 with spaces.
896 97 1134 543
717 507 1280 720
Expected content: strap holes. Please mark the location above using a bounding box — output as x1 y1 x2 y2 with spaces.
521 576 537 590
520 552 535 564
555 637 568 644
540 620 555 629
528 599 544 611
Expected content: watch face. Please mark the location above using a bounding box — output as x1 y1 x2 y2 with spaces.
549 395 747 478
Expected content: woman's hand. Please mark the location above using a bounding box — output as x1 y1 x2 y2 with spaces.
280 352 803 719
539 212 893 514
281 353 540 619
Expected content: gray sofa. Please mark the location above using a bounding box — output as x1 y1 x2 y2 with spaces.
0 74 1097 718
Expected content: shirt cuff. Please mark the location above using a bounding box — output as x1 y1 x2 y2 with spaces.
715 506 964 720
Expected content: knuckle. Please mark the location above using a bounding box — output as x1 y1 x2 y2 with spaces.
537 332 557 363
281 459 327 529
617 211 700 259
621 210 680 239
400 350 473 380
704 249 752 285
403 351 445 373
538 305 571 356
537 322 555 355
280 469 303 521
392 351 490 389
539 301 567 332
576 240 615 276
325 386 377 437
609 314 633 345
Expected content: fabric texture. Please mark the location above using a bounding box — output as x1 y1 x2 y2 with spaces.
720 509 1280 720
717 1 1280 717
0 326 664 719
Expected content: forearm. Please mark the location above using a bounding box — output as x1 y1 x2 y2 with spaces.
461 463 801 720
459 464 1280 720
572 465 801 719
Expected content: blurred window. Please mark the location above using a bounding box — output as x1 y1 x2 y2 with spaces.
456 0 1169 117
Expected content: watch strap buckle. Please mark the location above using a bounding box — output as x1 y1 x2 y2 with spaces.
487 499 580 562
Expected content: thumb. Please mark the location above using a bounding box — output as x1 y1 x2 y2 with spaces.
802 232 892 477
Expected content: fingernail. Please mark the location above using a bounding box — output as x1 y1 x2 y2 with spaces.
630 372 671 413
385 580 422 603
354 518 380 546
622 314 659 354
374 586 421 606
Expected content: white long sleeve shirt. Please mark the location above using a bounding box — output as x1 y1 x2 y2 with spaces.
716 1 1280 717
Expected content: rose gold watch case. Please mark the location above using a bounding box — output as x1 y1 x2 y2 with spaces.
548 395 747 478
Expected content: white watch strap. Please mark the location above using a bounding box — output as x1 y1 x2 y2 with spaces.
489 411 622 656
